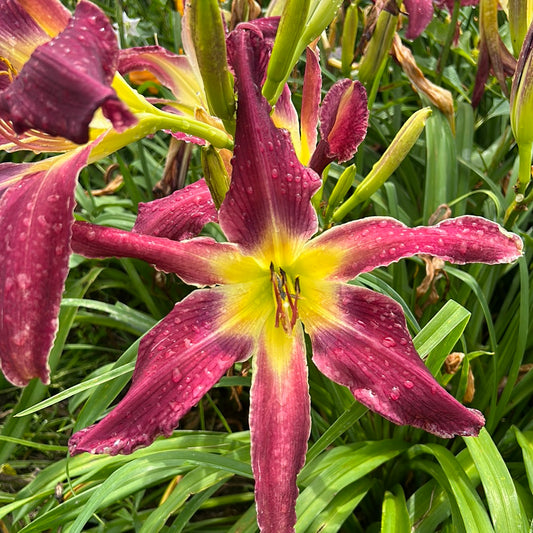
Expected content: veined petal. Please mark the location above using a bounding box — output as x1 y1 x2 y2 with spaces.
271 84 302 159
299 45 321 165
132 179 217 240
0 1 136 145
251 321 310 532
0 0 55 71
221 28 321 266
118 46 208 113
309 79 368 174
0 146 91 386
69 288 255 455
303 283 485 438
16 0 70 37
296 216 523 282
404 0 434 40
0 119 77 153
71 222 263 286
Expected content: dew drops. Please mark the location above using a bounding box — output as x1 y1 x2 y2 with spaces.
171 368 182 383
47 194 60 203
390 386 401 400
86 230 96 241
382 336 396 348
404 380 414 389
271 168 279 179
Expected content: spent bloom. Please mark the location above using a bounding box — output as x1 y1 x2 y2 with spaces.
66 26 522 532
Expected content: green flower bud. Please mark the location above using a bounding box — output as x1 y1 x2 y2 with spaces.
190 0 236 126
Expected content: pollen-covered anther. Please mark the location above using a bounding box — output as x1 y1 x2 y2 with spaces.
270 262 300 334
0 56 17 83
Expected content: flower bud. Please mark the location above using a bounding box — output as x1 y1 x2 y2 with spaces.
201 145 231 208
189 0 235 125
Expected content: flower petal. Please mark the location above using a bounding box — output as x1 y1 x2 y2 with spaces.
299 45 321 165
132 179 217 240
296 216 523 282
69 288 255 455
0 0 57 71
0 0 136 145
404 0 434 40
250 322 310 532
309 79 368 174
15 0 70 37
303 283 485 438
71 222 262 286
0 147 91 386
221 28 321 264
118 46 207 112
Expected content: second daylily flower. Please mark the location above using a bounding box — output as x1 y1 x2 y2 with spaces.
67 26 523 532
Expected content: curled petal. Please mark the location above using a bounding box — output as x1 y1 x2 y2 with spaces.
133 179 217 240
297 216 523 282
0 0 136 145
69 288 254 455
309 79 368 175
0 147 91 386
304 284 485 437
222 28 321 264
404 0 434 40
251 322 310 532
71 222 262 287
119 46 207 112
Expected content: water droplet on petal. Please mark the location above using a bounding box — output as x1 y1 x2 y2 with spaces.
390 386 401 400
404 380 414 389
271 168 279 179
382 337 396 348
172 368 182 383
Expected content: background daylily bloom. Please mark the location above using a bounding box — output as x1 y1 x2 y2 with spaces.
0 0 136 145
0 0 232 388
66 27 522 532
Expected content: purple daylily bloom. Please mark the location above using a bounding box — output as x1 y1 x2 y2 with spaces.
0 0 136 145
267 36 368 174
0 0 138 387
66 26 522 532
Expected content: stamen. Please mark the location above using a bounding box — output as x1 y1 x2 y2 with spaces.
270 265 300 333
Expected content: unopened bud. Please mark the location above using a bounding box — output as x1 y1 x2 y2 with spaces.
189 0 235 125
201 145 231 208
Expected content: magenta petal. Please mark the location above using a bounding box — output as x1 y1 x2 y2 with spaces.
300 46 321 163
0 0 136 144
0 148 91 386
404 0 434 40
133 179 217 240
69 289 254 455
71 221 241 287
309 79 368 174
306 216 523 282
221 28 321 255
250 325 310 532
309 284 485 437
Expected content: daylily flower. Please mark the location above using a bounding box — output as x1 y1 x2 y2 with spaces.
0 0 231 387
268 39 369 175
402 0 478 41
67 26 522 532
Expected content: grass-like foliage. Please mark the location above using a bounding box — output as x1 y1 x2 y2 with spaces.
0 0 531 531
